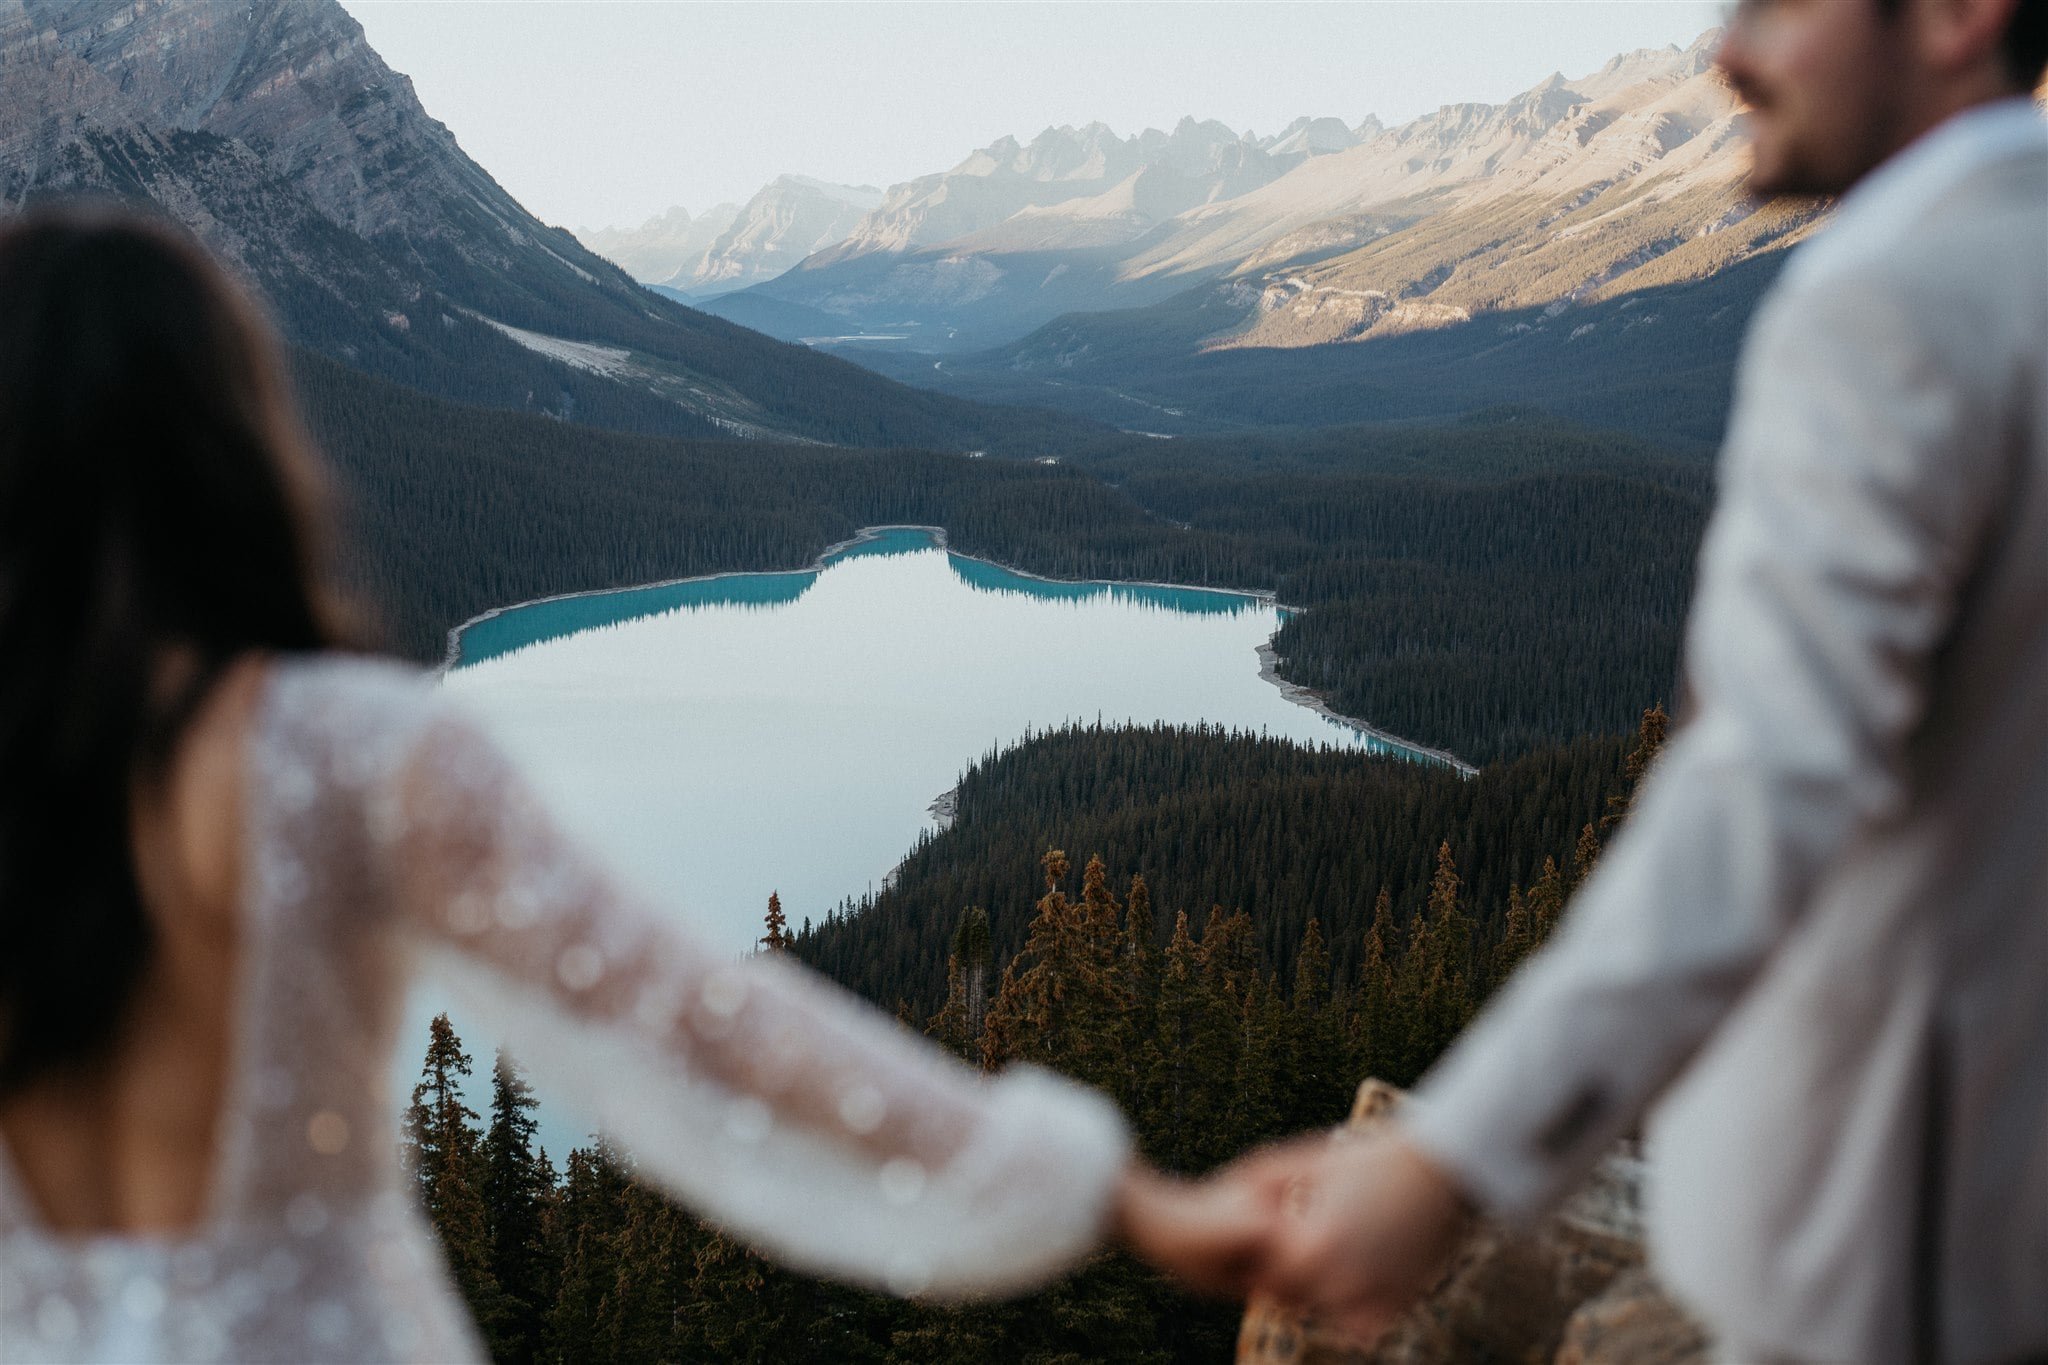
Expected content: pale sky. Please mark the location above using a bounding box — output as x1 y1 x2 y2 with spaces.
336 1 1724 232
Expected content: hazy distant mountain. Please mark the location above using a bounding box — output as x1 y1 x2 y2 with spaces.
0 0 1088 450
579 203 740 285
579 177 881 297
657 175 881 296
1261 116 1370 159
707 31 1816 357
817 122 1149 260
696 115 1357 347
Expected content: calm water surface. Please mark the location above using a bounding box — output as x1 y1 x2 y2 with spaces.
441 528 1438 959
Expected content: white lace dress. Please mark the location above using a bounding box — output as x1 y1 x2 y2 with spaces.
0 654 1131 1363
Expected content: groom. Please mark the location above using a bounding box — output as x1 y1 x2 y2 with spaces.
1127 1 2048 1360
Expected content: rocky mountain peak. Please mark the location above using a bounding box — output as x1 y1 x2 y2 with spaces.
7 0 1059 450
1264 116 1360 159
25 0 483 242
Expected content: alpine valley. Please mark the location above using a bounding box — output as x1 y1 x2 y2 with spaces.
604 31 1824 443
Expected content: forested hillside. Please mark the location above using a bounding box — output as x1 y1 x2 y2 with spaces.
294 351 1154 658
305 354 1704 760
402 714 1667 1363
794 722 1637 1019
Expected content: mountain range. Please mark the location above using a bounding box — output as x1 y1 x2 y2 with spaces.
0 0 1080 450
582 175 882 299
2 0 1803 452
603 30 1820 384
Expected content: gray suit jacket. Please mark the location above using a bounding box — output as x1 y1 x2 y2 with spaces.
1403 99 2048 1365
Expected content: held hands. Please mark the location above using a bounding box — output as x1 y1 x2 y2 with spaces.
1112 1129 1474 1348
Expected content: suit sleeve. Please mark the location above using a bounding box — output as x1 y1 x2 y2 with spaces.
1397 267 2006 1219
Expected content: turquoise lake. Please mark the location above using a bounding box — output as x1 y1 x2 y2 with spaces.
441 527 1449 960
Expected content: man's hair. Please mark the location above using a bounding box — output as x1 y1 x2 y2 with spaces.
2014 0 2048 87
1876 0 2048 88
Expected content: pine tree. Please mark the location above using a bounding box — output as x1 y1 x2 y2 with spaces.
1527 856 1568 946
978 959 1024 1071
1234 969 1285 1145
1173 907 1256 1168
1493 884 1534 993
1284 917 1349 1123
543 1141 631 1362
1355 889 1403 1084
480 1052 552 1365
1571 822 1602 892
760 891 791 953
1122 874 1160 1004
1146 909 1210 1172
926 955 974 1060
1392 845 1475 1081
600 1183 687 1362
1428 841 1472 988
1602 703 1671 832
1117 874 1164 1115
977 850 1128 1092
1077 854 1140 1102
1196 906 1255 1006
1291 916 1331 1014
952 904 992 1040
402 1015 509 1341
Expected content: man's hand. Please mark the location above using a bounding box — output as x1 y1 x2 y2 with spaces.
1217 1128 1475 1346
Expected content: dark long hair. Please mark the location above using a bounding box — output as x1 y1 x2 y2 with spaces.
0 202 359 1094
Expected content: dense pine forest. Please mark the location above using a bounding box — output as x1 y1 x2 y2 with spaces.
793 722 1641 1018
305 350 1706 761
402 713 1666 1363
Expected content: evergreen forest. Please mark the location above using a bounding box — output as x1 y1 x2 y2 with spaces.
400 715 1669 1364
304 353 1707 763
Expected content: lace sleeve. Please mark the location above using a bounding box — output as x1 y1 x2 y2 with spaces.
372 699 1130 1299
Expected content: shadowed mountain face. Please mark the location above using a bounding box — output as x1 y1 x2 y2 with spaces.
845 250 1788 450
705 31 1821 364
0 0 1089 450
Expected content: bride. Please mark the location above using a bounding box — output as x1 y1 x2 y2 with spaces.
0 204 1251 1363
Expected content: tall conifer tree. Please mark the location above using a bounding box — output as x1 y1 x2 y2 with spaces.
760 891 791 953
481 1051 552 1364
1603 703 1671 831
402 1015 509 1343
1571 822 1602 892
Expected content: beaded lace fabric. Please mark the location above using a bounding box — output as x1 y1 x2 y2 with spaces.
0 654 1130 1364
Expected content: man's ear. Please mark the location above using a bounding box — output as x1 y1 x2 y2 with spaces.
1908 0 2024 82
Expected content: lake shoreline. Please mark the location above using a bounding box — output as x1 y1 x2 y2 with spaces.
1255 643 1477 776
438 524 917 674
442 523 1473 775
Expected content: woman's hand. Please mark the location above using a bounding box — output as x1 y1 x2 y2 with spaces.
1110 1161 1278 1297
